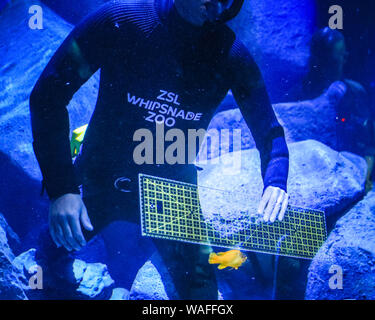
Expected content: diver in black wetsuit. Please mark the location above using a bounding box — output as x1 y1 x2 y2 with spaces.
301 28 375 192
30 0 290 299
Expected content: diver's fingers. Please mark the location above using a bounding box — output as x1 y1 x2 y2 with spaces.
263 188 280 222
269 191 284 223
258 187 272 216
49 223 61 248
55 223 72 251
58 215 78 251
49 212 61 248
80 205 94 232
278 193 289 221
68 213 86 248
63 216 82 251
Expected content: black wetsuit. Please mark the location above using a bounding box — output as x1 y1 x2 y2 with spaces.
29 0 289 299
30 0 289 199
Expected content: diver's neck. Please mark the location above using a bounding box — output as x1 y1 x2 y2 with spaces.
173 0 204 27
155 0 207 44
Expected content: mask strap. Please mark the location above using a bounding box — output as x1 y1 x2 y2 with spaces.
217 0 244 23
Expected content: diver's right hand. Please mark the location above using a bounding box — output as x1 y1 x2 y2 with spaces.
49 193 94 251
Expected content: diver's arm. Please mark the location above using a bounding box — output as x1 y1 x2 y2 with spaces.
30 3 115 200
229 40 289 222
30 3 118 250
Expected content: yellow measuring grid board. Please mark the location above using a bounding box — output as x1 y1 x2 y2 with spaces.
139 174 327 259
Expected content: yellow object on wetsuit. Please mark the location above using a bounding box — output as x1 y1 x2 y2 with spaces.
70 124 88 157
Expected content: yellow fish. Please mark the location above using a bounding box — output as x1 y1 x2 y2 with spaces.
70 124 88 157
208 250 247 270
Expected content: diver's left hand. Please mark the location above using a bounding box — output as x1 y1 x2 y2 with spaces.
258 186 288 223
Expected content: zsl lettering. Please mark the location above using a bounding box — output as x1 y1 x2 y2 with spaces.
157 90 181 105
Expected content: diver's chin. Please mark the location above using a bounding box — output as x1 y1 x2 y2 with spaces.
203 17 221 28
205 10 220 23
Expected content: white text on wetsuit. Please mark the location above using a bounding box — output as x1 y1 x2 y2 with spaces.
127 90 203 127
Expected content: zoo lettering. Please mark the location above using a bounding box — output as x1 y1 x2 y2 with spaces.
127 90 203 127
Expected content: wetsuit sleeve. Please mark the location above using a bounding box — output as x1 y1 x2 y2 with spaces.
29 3 117 200
350 82 375 156
229 40 289 193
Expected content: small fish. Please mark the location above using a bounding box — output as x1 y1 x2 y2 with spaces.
208 250 247 270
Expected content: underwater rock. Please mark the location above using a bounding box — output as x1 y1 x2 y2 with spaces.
13 248 38 275
229 0 316 102
207 86 342 159
72 259 115 299
274 84 343 150
202 112 254 160
0 254 27 300
13 249 114 299
0 0 98 182
92 221 156 295
0 0 10 14
197 140 366 230
306 190 375 300
12 248 42 298
130 261 169 300
0 220 27 299
0 213 20 253
129 252 177 300
0 0 99 243
14 248 71 300
110 287 130 300
197 140 366 300
0 224 14 262
41 0 108 25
